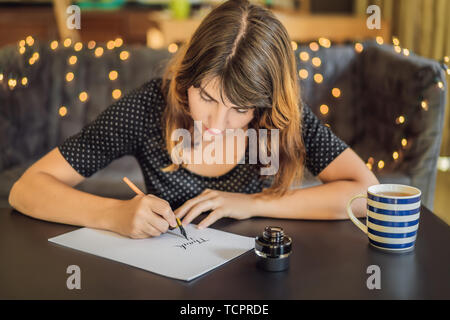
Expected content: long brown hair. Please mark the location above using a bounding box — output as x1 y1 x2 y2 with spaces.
160 0 305 197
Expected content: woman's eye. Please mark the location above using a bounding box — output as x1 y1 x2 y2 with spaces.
200 95 213 103
200 93 250 114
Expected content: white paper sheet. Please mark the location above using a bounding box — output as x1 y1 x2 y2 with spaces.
48 224 255 281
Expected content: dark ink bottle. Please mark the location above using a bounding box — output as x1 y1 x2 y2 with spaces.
254 226 292 272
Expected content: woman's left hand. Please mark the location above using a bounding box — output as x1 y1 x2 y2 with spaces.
175 188 257 229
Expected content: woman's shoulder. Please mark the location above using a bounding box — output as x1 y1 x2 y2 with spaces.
143 76 164 95
126 77 167 120
139 76 166 110
101 77 167 137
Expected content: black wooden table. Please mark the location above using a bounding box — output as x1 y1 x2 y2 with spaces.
1 205 449 299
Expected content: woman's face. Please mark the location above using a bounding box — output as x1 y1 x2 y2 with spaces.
187 77 255 136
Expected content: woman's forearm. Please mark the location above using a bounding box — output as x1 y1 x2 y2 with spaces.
253 180 370 220
9 171 122 229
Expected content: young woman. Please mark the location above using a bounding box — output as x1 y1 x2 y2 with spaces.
9 0 379 239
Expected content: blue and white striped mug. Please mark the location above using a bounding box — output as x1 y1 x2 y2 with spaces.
346 184 421 252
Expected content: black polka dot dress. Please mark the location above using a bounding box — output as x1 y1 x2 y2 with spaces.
58 78 348 210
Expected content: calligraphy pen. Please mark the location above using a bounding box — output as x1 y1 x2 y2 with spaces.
122 176 188 240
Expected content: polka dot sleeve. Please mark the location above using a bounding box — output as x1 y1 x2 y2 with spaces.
57 80 158 178
301 103 349 176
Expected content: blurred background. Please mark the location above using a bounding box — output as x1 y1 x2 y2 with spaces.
0 0 449 224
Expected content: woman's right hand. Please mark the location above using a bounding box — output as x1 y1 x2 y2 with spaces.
110 194 178 239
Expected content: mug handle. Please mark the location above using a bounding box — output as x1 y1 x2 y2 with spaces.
346 193 368 234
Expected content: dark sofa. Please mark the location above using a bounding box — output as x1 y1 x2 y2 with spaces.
0 39 447 210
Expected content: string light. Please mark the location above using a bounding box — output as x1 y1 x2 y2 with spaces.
59 106 68 117
95 47 104 57
291 41 298 51
403 48 410 56
392 37 400 46
74 42 83 51
26 36 34 46
401 138 408 148
392 151 399 160
299 51 309 61
394 46 401 53
66 72 74 82
309 42 319 52
107 40 115 50
8 79 17 89
120 50 130 61
354 42 363 53
6 38 140 143
444 56 449 63
376 36 384 45
396 115 405 124
299 69 308 79
377 160 385 169
168 43 178 53
112 89 122 99
68 55 77 65
50 40 58 50
331 88 341 98
312 57 321 67
63 38 72 47
437 81 444 89
79 91 88 102
318 37 331 48
109 70 118 81
366 157 375 170
313 73 323 83
0 73 3 82
114 38 123 47
319 104 329 115
421 100 428 110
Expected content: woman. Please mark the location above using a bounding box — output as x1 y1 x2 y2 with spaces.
9 0 379 239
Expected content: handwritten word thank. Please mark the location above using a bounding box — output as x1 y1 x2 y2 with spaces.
175 237 209 250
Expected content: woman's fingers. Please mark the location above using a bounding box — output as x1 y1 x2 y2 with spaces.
146 213 170 234
147 196 177 228
175 189 215 219
181 198 218 226
142 220 163 237
129 231 149 239
129 220 160 239
197 209 224 229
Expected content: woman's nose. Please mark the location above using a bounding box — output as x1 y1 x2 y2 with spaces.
208 104 228 132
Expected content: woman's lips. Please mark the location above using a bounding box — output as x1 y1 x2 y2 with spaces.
203 123 223 135
207 128 223 135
